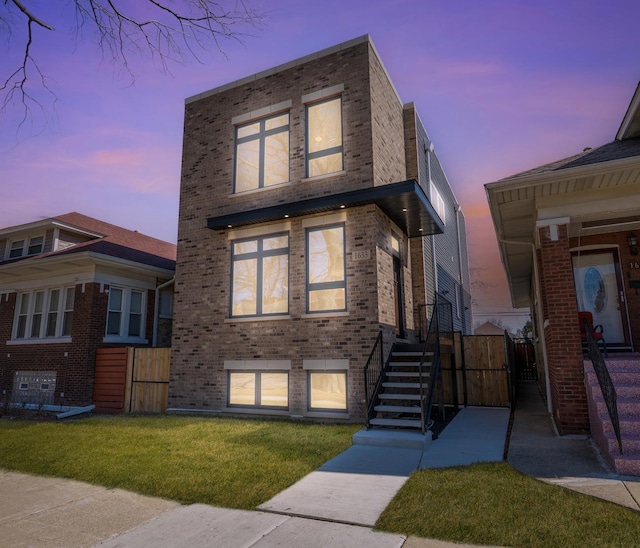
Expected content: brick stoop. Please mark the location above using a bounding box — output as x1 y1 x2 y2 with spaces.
584 359 640 476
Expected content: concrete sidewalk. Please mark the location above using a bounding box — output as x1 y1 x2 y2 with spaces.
3 387 640 547
507 381 640 510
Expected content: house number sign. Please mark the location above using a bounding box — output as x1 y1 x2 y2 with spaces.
630 262 640 269
353 250 371 261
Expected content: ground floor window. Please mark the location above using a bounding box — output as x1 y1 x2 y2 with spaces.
228 371 288 408
308 371 347 411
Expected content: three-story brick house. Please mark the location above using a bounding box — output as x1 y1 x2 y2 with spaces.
169 35 471 421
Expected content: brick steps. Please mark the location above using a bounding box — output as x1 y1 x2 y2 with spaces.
584 360 640 476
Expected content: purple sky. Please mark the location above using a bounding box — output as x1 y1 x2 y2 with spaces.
2 0 639 329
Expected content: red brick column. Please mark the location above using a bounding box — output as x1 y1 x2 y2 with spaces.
538 223 589 434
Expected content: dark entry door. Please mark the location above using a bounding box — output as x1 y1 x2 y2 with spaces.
393 255 405 338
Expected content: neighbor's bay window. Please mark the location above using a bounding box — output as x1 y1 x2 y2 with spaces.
13 286 75 341
306 96 343 177
228 371 289 408
231 233 289 317
306 225 346 312
234 112 290 193
106 286 146 340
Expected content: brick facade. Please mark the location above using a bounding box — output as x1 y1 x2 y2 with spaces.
170 36 471 421
538 223 589 434
0 283 159 407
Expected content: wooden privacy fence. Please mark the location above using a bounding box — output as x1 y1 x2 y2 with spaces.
93 347 170 414
439 333 512 408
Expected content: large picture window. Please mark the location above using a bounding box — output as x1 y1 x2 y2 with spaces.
231 233 289 317
306 97 343 177
228 371 288 408
308 372 347 411
106 286 146 340
234 112 290 193
306 225 346 312
13 286 75 340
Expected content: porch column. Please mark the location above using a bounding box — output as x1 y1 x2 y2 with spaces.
537 220 589 434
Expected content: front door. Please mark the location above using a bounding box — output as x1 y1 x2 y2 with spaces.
572 250 630 347
393 255 405 338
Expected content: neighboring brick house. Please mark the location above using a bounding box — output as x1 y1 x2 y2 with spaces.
486 82 640 473
0 213 176 409
170 35 472 422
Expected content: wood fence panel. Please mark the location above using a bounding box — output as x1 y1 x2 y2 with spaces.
462 335 510 407
93 348 128 413
129 347 170 413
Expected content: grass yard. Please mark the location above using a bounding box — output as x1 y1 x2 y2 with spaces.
376 461 640 548
0 415 360 509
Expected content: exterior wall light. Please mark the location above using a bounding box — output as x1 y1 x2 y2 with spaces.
628 232 638 255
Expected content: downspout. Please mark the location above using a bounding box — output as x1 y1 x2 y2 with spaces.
454 205 466 332
152 277 175 347
498 238 552 413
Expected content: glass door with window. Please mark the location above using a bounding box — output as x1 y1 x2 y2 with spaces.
572 250 631 347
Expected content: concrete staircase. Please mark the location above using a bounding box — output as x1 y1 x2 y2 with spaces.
369 343 431 430
584 358 640 476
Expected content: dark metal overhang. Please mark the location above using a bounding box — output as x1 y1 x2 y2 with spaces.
207 179 444 237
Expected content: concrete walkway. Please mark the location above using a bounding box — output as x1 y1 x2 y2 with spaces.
508 380 640 510
3 387 640 547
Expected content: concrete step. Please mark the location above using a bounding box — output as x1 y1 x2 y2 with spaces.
369 417 422 429
382 382 421 389
353 427 432 449
593 398 640 418
374 405 421 414
379 393 421 401
601 417 640 438
611 452 640 476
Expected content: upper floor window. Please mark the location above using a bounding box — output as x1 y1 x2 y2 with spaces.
234 112 290 193
106 286 146 340
231 233 289 317
306 97 343 177
306 224 346 312
7 235 44 259
430 182 446 225
13 286 75 341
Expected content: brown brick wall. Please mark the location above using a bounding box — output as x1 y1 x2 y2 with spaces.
170 205 404 419
538 224 589 434
369 48 406 186
0 282 158 407
172 39 424 420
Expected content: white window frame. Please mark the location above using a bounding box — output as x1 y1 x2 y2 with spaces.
6 234 45 260
430 182 446 225
11 286 75 342
104 286 148 343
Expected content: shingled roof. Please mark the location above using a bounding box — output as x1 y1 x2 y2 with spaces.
498 137 640 182
51 212 176 270
3 212 176 272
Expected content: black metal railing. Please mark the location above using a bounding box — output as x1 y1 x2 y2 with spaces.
364 331 384 428
419 295 442 434
584 317 623 454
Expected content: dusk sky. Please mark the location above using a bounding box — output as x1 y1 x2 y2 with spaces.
2 0 639 330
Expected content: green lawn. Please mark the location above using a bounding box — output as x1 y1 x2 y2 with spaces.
376 462 640 548
3 416 640 547
0 415 360 509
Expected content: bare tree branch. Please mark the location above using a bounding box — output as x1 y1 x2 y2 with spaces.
0 0 263 136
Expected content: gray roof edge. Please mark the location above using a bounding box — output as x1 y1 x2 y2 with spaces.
616 81 640 140
185 35 371 105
